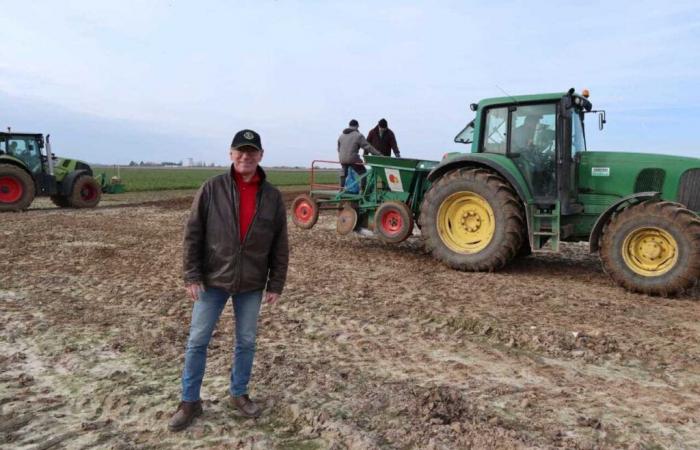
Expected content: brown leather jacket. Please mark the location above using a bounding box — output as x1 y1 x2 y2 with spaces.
183 166 289 294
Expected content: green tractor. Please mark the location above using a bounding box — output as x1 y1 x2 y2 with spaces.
0 131 102 211
420 88 700 296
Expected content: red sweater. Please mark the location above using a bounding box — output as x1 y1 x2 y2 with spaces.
233 170 260 242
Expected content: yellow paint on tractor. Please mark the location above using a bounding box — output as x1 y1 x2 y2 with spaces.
622 227 678 277
437 192 495 253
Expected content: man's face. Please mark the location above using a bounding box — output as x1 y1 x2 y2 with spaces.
230 146 263 177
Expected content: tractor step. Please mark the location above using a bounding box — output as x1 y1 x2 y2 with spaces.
528 202 561 253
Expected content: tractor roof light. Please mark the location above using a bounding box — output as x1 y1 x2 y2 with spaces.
582 89 590 98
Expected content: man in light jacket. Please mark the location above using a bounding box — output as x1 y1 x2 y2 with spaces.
337 119 382 187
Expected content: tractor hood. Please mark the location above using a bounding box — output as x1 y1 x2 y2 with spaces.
578 151 700 211
53 157 94 182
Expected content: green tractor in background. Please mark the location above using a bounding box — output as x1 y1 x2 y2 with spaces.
420 88 700 296
0 131 102 211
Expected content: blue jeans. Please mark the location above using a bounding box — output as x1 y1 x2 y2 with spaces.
181 287 263 401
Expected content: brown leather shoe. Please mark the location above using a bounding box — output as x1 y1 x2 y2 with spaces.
230 394 262 418
168 400 203 431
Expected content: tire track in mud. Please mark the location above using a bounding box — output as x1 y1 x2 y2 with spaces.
1 202 699 449
282 214 700 448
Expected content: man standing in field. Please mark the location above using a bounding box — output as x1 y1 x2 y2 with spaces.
366 118 400 158
169 129 289 431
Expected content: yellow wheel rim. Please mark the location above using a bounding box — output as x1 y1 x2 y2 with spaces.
437 191 495 254
622 227 678 276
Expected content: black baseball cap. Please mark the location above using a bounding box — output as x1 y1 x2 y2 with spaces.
231 129 263 151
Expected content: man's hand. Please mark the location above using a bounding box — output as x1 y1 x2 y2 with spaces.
264 292 280 305
185 282 203 301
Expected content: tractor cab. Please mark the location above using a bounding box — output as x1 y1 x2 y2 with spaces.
454 89 596 216
0 133 46 175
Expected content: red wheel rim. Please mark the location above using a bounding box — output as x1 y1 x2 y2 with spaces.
81 184 97 201
381 210 403 235
0 176 23 203
294 200 314 223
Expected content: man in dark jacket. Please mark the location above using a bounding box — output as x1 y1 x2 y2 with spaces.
337 119 382 187
366 118 400 158
169 129 289 432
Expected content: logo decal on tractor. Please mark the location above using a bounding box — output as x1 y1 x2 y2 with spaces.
592 167 610 177
385 168 403 192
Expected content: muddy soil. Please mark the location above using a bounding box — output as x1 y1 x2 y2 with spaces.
1 192 698 449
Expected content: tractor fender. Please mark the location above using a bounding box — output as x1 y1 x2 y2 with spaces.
589 191 660 253
427 155 532 204
0 156 36 188
0 154 31 173
60 169 91 196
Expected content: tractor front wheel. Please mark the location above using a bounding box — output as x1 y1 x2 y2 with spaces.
70 175 102 208
0 164 35 212
419 168 525 271
600 200 700 296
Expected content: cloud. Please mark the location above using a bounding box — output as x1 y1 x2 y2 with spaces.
0 1 698 162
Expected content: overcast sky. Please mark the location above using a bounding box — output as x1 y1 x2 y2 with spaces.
1 0 698 166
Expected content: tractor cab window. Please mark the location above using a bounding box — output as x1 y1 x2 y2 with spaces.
482 107 508 154
0 140 5 154
509 104 557 198
8 138 43 174
572 111 585 155
454 120 474 144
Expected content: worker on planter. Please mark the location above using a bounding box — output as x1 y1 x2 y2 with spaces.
169 129 289 432
337 119 382 188
367 118 401 158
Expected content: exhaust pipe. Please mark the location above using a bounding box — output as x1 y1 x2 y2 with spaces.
46 134 55 176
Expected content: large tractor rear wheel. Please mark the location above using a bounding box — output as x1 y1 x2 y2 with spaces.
600 200 700 296
69 175 101 208
0 164 35 212
419 168 525 271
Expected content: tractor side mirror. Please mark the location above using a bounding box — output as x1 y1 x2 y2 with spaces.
598 111 606 130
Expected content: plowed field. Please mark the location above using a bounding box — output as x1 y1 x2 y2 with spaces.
1 192 699 449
